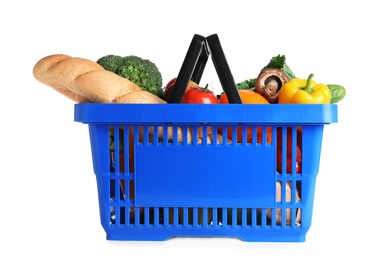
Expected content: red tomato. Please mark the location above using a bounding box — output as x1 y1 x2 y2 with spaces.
181 85 219 104
163 78 198 101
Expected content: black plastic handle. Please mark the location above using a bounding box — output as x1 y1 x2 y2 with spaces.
206 34 242 104
168 34 209 104
168 34 242 104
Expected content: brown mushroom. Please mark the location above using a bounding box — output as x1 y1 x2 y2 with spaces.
255 68 289 103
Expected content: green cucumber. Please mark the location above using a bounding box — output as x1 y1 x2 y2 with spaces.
327 84 346 103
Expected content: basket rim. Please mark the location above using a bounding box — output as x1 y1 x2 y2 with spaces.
74 103 338 125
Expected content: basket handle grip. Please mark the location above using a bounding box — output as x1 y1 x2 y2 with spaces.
168 34 242 104
168 34 209 103
206 34 242 104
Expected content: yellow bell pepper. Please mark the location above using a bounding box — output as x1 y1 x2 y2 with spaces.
278 74 331 104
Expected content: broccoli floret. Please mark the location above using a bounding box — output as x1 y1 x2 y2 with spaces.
236 78 256 90
96 55 124 73
116 55 163 98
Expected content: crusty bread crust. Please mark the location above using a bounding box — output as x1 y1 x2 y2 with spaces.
33 54 91 102
114 90 165 104
69 70 142 103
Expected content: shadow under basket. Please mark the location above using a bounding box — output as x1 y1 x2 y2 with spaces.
74 103 337 242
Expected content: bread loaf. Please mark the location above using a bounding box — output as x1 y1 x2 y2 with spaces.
33 54 90 102
114 89 167 104
33 54 166 104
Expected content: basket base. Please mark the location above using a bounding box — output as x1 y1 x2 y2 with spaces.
104 227 308 242
107 235 306 243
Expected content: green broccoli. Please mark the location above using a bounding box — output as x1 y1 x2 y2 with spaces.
116 55 163 98
96 55 124 73
96 54 164 98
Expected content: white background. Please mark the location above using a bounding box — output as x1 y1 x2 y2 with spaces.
1 0 388 259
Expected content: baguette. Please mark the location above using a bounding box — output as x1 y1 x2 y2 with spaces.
33 54 166 104
33 54 90 102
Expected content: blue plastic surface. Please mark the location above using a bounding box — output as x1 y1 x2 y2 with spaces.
74 103 337 242
75 104 337 124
